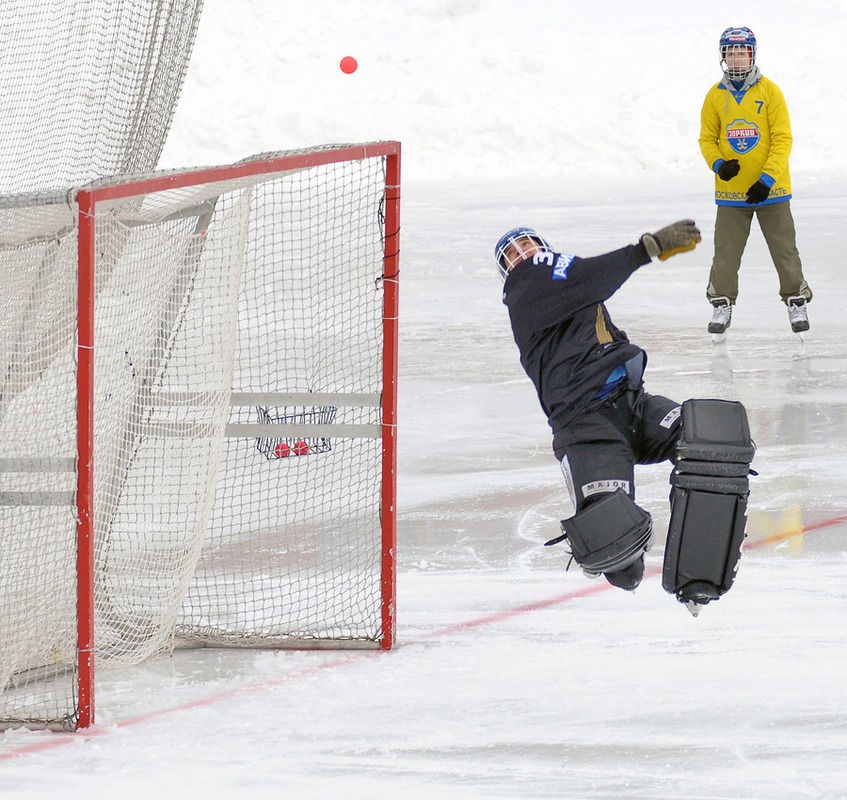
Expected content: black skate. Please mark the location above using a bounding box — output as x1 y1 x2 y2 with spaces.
603 557 645 592
678 581 721 617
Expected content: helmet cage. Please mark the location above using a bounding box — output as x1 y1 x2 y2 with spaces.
719 27 757 81
494 227 551 282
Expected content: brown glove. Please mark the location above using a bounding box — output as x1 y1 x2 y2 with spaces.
641 220 702 261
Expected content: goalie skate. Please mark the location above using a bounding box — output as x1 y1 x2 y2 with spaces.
680 582 722 617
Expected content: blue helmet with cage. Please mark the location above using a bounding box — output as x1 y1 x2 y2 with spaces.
494 227 552 282
719 27 757 81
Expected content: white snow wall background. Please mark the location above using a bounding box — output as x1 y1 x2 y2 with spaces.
160 0 846 183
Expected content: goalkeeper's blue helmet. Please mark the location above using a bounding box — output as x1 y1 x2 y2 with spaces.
719 27 757 81
494 227 551 282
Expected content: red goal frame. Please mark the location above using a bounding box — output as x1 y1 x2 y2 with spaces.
73 142 400 728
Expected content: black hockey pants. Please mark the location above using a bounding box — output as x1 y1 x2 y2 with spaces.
555 387 682 513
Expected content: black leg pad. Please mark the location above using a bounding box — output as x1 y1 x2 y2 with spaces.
556 489 653 574
662 399 755 607
662 484 748 600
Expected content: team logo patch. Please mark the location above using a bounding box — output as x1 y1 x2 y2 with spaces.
581 479 630 499
659 406 681 429
725 118 760 154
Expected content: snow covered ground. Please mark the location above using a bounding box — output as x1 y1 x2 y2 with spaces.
4 1 847 797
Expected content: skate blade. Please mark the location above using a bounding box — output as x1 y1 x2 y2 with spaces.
711 332 728 344
684 600 704 617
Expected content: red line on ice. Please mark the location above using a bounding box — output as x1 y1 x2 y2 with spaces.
3 511 845 761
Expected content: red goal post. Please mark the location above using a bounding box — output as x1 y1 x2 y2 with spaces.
0 141 400 731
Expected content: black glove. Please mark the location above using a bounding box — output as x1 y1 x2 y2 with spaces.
717 159 740 181
641 220 702 261
745 180 770 204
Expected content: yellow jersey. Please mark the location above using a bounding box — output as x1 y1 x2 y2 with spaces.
699 74 793 206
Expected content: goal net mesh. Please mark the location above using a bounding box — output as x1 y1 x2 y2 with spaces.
0 147 392 730
0 0 204 193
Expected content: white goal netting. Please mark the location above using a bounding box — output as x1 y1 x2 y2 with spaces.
0 144 399 730
0 0 204 193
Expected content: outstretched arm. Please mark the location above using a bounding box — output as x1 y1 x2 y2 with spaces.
505 222 701 331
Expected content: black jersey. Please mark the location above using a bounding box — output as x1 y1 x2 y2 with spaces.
502 241 652 442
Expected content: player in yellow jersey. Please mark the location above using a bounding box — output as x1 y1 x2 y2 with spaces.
699 27 812 336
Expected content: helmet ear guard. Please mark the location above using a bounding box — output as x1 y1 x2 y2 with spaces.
494 227 552 282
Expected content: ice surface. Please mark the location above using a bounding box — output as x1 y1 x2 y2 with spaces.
3 1 847 797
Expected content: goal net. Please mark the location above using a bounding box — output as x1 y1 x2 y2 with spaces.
0 0 204 193
0 142 400 731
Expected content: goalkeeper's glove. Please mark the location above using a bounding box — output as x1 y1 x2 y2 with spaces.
641 220 702 261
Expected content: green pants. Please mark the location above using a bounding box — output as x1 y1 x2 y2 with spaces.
706 201 812 305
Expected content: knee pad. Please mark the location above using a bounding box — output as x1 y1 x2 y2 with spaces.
662 399 755 612
548 489 652 576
